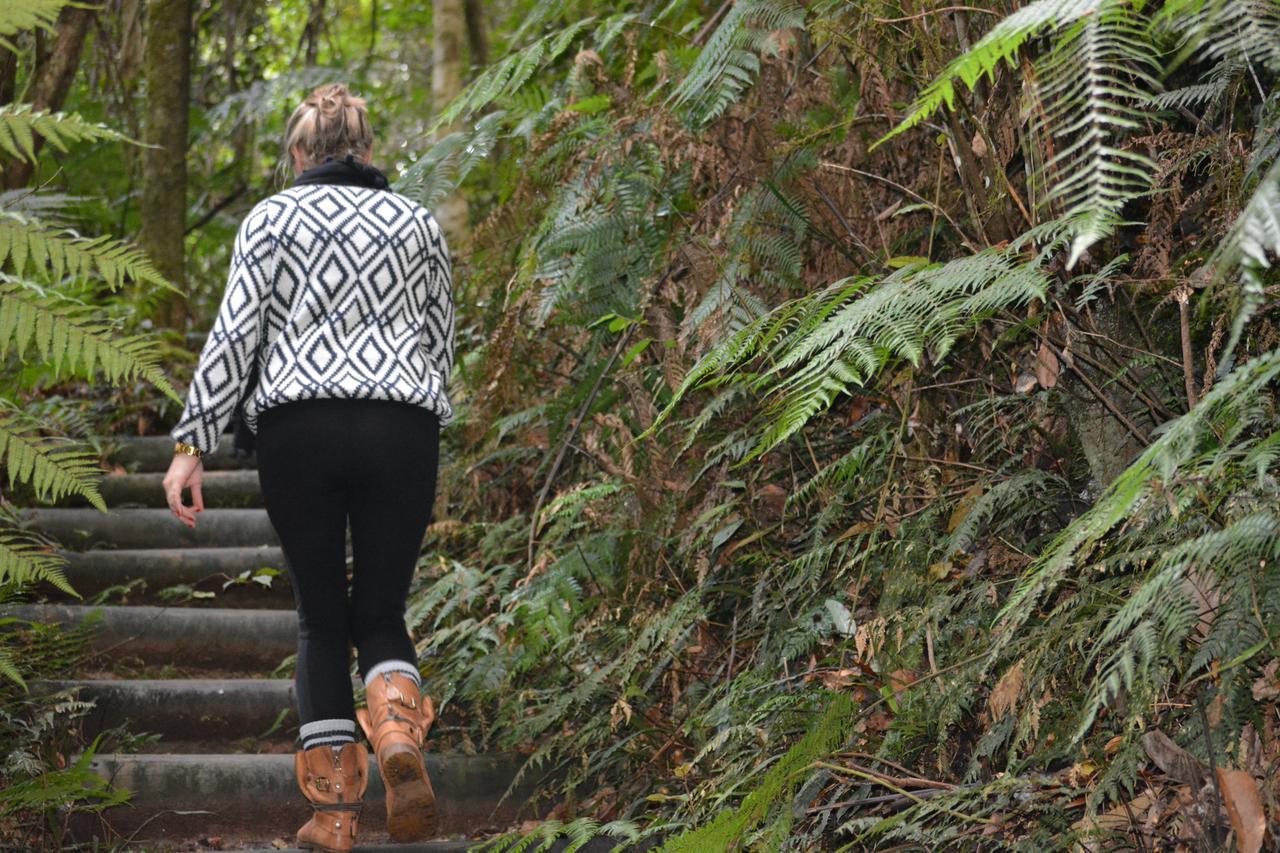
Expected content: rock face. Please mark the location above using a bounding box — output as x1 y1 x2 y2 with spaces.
8 434 535 848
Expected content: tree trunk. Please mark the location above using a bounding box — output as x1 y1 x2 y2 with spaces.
138 0 193 329
464 0 488 68
2 5 95 189
432 0 471 249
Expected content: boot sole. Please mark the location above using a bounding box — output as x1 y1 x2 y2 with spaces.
382 745 438 841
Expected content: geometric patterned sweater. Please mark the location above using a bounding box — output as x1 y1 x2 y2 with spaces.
169 183 455 455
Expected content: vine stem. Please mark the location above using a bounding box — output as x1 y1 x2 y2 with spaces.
526 328 633 571
808 761 995 825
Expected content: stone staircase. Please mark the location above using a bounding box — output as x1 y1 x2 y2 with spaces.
7 435 535 851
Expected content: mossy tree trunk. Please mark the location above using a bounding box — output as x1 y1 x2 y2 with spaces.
432 0 471 250
138 0 193 329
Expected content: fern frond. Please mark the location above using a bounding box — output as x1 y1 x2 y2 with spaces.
0 212 173 291
0 279 182 401
0 401 105 511
1161 0 1280 73
0 103 134 163
1207 156 1280 373
996 346 1280 653
0 529 73 593
1030 1 1161 267
879 0 1109 145
393 111 505 209
0 0 71 49
431 19 594 132
668 0 806 127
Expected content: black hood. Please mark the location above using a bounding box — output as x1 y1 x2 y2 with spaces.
291 153 390 191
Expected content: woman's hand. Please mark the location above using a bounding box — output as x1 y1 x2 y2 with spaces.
163 453 205 528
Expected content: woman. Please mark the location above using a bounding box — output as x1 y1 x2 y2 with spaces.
161 83 455 852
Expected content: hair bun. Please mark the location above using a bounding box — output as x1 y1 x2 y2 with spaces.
284 82 374 171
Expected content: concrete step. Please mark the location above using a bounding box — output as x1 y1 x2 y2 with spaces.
70 752 538 842
3 604 294 669
105 434 257 472
20 507 279 550
45 546 290 605
40 679 299 741
262 840 478 845
49 469 265 509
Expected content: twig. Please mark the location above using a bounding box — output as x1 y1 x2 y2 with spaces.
1176 286 1199 410
819 161 978 253
808 788 949 813
1042 339 1150 446
692 0 734 45
526 330 632 570
810 761 993 824
874 6 999 24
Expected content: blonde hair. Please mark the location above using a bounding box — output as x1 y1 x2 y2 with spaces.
282 83 373 173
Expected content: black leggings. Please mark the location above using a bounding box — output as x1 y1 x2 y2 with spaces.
256 397 440 725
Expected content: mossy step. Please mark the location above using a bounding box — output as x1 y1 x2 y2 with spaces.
69 752 537 841
43 546 290 605
38 678 300 741
103 434 257 472
20 507 279 549
48 469 265 509
3 604 294 668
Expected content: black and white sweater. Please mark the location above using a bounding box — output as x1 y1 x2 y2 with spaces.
169 182 455 455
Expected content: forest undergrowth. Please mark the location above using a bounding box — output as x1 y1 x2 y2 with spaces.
392 1 1280 849
2 0 1279 848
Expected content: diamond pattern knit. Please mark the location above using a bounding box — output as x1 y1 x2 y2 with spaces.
170 184 455 455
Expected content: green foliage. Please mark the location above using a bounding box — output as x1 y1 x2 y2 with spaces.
0 212 174 292
0 103 135 164
658 247 1048 457
667 0 806 128
0 0 74 49
0 401 104 512
431 17 596 132
879 0 1112 144
1207 156 1280 372
0 280 181 401
661 692 855 851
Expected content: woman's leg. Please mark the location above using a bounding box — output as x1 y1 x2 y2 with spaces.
256 400 358 749
346 400 440 679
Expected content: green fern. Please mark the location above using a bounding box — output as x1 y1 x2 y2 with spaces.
0 529 72 594
1207 156 1280 373
656 248 1048 457
879 0 1114 145
0 279 181 401
0 103 135 163
0 212 174 292
0 0 72 49
1032 2 1161 266
430 19 594 133
0 403 105 511
1161 0 1280 73
394 112 506 210
668 0 806 127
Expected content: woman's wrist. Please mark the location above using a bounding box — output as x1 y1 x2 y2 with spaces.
174 440 205 458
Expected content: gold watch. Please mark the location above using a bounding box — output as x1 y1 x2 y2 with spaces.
174 440 205 458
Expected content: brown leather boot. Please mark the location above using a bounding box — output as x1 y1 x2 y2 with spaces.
295 741 369 853
356 671 437 841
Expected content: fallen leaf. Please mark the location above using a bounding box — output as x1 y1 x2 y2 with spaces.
989 660 1024 719
1036 339 1060 389
1216 767 1265 853
947 484 985 534
1142 730 1207 785
1251 660 1280 701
